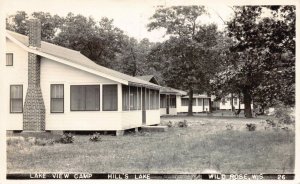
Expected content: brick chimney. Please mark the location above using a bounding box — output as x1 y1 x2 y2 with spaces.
23 19 46 131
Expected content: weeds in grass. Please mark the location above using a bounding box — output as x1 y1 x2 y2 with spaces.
89 132 102 142
178 120 188 128
226 124 233 130
246 123 256 131
56 133 74 144
167 121 173 128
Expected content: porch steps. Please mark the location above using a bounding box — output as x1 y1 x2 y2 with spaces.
141 125 168 132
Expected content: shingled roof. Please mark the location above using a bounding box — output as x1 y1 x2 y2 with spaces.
136 74 187 95
6 30 160 89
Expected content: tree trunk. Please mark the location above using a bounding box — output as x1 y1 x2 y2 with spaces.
187 88 193 116
243 89 252 118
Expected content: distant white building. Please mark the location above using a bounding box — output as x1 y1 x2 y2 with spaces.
136 76 212 115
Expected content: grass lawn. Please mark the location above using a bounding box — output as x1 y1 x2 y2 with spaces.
7 116 295 174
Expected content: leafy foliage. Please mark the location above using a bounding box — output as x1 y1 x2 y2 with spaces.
178 120 188 128
148 6 222 115
89 132 102 142
246 123 256 131
53 14 126 68
6 11 62 42
56 133 74 144
211 6 295 118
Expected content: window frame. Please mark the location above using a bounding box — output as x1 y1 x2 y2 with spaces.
6 53 13 66
70 85 100 111
102 84 118 111
10 85 23 113
50 84 64 113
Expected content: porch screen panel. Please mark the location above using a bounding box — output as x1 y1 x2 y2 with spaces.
103 85 118 111
149 89 154 109
10 85 23 113
145 88 149 110
170 95 176 108
86 86 100 110
160 94 166 108
197 98 203 106
51 84 64 113
137 87 141 110
130 86 137 110
155 90 159 109
204 99 209 106
181 98 188 106
122 85 129 111
193 98 197 106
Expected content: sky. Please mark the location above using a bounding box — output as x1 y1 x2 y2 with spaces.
2 0 235 42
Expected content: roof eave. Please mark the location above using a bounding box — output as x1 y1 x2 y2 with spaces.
6 33 128 85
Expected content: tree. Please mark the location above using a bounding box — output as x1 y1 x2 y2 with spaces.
6 11 62 42
212 6 295 118
115 37 156 76
54 14 126 68
148 6 221 115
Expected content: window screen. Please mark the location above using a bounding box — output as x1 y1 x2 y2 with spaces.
6 53 13 66
103 85 118 111
10 85 23 113
70 85 100 111
51 84 64 113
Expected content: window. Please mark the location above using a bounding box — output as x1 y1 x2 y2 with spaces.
70 85 100 111
6 53 13 66
10 85 23 113
160 94 166 108
51 84 64 113
103 85 118 111
181 98 196 106
169 95 176 108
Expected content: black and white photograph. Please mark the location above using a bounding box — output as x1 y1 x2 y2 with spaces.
0 0 298 182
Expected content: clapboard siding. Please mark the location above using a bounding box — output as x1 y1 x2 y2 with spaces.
146 110 160 125
160 108 166 116
41 58 123 130
5 39 28 130
121 111 142 129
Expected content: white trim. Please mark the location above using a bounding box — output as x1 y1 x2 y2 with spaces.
6 33 128 85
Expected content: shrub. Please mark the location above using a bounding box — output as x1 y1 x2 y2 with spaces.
167 121 173 128
56 133 74 144
274 105 295 125
178 120 188 128
89 132 102 142
246 123 256 131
